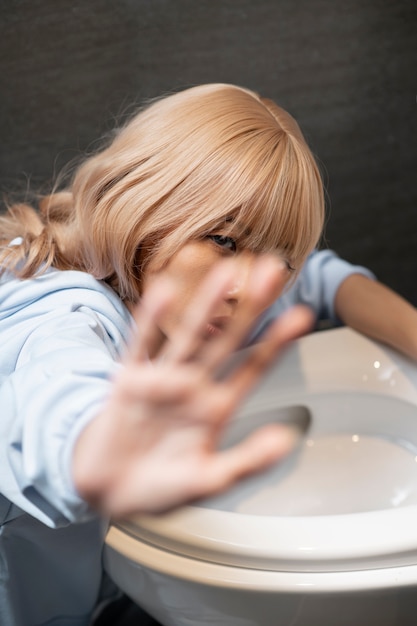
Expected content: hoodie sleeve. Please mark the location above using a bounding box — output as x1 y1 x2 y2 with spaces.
247 249 376 343
287 249 376 322
0 305 124 528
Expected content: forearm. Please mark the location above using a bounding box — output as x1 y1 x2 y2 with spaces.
334 274 417 360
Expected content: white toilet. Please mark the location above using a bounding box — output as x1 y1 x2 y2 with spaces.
104 327 417 626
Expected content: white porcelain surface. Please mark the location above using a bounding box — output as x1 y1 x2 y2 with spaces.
104 328 417 625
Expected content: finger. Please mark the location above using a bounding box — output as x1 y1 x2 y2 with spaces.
160 258 249 363
126 276 176 362
193 423 302 498
113 362 204 407
226 305 314 399
200 255 288 372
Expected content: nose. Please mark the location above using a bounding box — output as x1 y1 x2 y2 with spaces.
225 279 243 302
223 255 253 305
224 254 288 312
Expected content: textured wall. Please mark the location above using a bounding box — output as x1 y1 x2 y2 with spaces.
1 0 416 302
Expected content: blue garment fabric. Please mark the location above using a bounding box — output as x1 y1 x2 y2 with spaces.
247 249 374 342
0 268 132 626
0 250 374 626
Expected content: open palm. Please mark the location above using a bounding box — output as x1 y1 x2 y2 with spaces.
73 256 313 517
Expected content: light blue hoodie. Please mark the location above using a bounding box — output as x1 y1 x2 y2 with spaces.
0 249 373 626
0 267 132 626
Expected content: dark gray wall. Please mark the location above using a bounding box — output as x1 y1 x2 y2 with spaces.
1 0 416 303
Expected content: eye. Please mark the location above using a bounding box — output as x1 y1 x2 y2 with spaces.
207 234 237 253
286 261 296 273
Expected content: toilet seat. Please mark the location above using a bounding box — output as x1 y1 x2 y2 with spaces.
106 517 417 593
106 327 417 591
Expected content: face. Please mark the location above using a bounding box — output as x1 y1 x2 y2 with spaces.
142 232 293 343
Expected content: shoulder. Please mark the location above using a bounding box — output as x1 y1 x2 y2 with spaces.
0 267 133 352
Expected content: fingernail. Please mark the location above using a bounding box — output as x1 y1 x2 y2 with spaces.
281 424 305 451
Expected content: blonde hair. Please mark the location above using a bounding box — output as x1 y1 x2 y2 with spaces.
0 83 325 302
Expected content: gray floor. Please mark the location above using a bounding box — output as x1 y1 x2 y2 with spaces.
93 595 163 626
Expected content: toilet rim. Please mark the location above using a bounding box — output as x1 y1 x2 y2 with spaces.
111 502 417 573
105 526 417 593
105 509 417 593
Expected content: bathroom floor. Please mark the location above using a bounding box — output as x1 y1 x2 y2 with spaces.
93 594 163 626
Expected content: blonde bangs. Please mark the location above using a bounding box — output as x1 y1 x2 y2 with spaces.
133 95 324 275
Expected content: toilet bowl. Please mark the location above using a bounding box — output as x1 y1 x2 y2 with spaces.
104 327 417 626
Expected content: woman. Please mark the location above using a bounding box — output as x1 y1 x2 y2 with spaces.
0 83 415 626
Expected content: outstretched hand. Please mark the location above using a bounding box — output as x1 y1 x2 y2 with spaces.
73 256 313 518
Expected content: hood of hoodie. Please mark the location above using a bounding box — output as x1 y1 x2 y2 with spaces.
0 267 133 372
